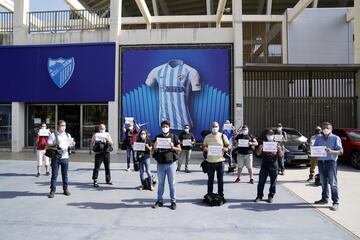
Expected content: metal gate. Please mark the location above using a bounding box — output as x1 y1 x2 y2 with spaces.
244 67 358 137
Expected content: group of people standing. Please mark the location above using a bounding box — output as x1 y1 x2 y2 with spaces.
34 119 342 211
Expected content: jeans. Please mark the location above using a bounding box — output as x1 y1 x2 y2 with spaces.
207 161 224 196
126 146 135 169
177 149 191 170
157 162 176 203
318 160 339 203
139 157 152 186
92 152 111 183
277 155 285 171
257 161 278 199
50 158 69 192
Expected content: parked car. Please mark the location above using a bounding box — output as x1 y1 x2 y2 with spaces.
257 127 310 166
332 128 360 169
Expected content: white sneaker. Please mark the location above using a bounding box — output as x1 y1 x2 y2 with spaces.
126 168 131 171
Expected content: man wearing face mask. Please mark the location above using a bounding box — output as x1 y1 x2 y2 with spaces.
307 126 322 181
203 122 230 203
233 125 258 184
123 122 138 171
152 120 181 210
35 123 51 177
47 120 75 198
91 124 113 187
274 123 287 175
313 122 343 211
254 129 282 203
178 124 195 173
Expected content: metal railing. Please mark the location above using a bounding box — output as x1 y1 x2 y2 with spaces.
28 9 110 33
0 12 13 33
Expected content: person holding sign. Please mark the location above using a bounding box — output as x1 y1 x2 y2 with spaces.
152 120 181 210
178 124 195 173
35 123 51 177
122 121 139 171
91 124 113 188
306 126 322 181
274 123 287 175
233 125 258 184
135 129 153 190
47 120 75 198
203 122 230 204
222 120 236 173
254 129 282 203
313 122 343 211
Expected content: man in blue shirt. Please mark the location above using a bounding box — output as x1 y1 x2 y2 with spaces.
313 122 343 211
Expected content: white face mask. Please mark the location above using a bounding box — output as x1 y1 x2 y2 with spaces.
277 127 282 132
267 135 274 141
41 126 46 129
59 126 66 132
322 128 331 136
185 129 190 133
212 127 219 134
242 130 249 135
162 127 170 134
140 134 146 139
99 129 106 133
129 126 134 130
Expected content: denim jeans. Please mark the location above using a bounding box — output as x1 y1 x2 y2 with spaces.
277 155 285 171
139 157 152 187
257 159 278 199
92 152 111 183
318 160 339 204
126 146 135 168
207 161 224 196
157 162 176 203
50 158 69 192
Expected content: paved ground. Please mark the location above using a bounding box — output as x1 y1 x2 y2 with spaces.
0 152 359 240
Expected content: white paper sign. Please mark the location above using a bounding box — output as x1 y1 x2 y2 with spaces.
125 117 134 124
182 139 192 146
263 142 278 152
95 133 108 142
38 129 50 136
238 139 250 147
34 118 41 124
156 137 171 149
207 145 224 156
274 134 284 142
223 124 233 130
133 142 146 151
59 137 74 149
311 146 327 157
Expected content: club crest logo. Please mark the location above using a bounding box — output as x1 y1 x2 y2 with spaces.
47 57 75 88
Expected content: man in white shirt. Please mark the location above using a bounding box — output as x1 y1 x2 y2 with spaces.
91 124 113 187
47 120 75 198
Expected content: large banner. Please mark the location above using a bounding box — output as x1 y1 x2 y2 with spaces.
121 46 231 140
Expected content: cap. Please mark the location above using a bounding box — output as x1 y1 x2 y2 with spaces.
276 123 283 127
266 129 275 135
315 126 321 130
242 125 248 129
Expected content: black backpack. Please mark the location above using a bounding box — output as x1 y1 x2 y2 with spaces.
315 174 321 186
203 193 226 206
142 175 157 190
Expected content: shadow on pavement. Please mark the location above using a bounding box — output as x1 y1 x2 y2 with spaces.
0 173 37 177
0 191 45 199
228 202 320 212
35 181 137 191
67 202 150 209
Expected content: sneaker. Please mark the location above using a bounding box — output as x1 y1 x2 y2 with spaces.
47 191 55 198
170 202 177 210
106 182 113 185
45 172 50 176
185 168 190 173
234 177 240 183
152 201 163 209
314 199 328 204
278 171 284 175
63 190 71 196
307 176 314 182
249 179 254 184
150 186 154 191
93 181 99 188
126 168 131 172
35 173 40 177
330 203 339 211
254 197 262 202
176 168 180 172
267 197 273 203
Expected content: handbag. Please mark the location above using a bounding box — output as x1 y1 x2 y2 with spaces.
45 133 63 159
200 160 208 173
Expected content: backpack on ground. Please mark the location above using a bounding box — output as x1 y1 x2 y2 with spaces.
142 175 157 190
203 193 226 206
314 174 321 186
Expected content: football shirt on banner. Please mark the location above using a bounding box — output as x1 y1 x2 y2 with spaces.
145 59 201 130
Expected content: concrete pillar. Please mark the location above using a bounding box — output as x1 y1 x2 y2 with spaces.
13 0 29 45
108 0 122 152
11 102 25 152
232 0 243 129
354 0 360 63
282 11 288 64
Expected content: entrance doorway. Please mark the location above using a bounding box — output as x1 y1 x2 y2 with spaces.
58 105 81 148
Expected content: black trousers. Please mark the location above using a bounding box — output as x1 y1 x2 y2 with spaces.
92 152 111 183
257 162 278 199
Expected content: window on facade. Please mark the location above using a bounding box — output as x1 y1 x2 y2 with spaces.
0 105 11 147
82 105 108 148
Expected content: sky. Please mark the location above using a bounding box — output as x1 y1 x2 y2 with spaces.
0 0 69 12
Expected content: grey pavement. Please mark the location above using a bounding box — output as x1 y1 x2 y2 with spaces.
0 152 358 240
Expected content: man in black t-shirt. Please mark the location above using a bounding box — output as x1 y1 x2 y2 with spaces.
152 120 181 210
233 125 258 184
178 124 195 173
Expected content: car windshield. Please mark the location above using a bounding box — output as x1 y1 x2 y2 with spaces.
283 129 303 141
347 131 360 142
